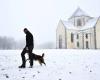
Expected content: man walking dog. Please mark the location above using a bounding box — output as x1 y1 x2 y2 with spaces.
19 28 34 68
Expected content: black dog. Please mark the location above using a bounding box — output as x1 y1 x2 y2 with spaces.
26 53 46 66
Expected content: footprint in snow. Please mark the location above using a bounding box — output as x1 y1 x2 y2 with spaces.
1 68 5 71
69 72 72 74
3 74 9 78
90 70 92 72
22 77 25 78
37 71 40 73
33 75 35 78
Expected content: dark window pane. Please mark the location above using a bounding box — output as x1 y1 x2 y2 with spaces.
77 19 82 26
86 41 89 49
77 34 79 39
77 42 79 47
86 34 88 39
71 33 74 42
59 35 62 48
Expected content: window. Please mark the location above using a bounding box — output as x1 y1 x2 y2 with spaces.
77 42 79 47
77 34 79 39
59 35 62 48
86 34 88 39
71 33 74 42
86 41 89 49
77 19 82 26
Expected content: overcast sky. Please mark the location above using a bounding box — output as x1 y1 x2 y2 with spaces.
0 0 100 45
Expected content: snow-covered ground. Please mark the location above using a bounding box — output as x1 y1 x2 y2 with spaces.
0 49 100 80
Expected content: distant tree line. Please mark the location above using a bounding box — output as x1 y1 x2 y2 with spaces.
0 36 15 49
0 36 25 50
36 42 55 49
0 36 55 49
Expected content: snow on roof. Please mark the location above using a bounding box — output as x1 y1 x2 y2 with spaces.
62 20 78 30
62 17 98 31
70 8 89 18
62 20 74 27
84 18 98 28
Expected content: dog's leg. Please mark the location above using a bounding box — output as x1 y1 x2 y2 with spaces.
43 62 46 66
38 60 42 66
42 59 46 66
40 63 42 66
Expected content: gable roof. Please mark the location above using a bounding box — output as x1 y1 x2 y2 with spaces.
62 17 98 31
70 7 89 18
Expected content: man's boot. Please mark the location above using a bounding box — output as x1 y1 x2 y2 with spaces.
19 65 25 68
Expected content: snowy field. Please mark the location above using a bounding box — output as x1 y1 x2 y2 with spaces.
0 49 100 80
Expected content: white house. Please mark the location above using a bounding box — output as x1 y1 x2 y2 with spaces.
56 8 100 49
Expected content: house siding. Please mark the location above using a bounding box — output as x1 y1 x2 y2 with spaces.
96 18 100 49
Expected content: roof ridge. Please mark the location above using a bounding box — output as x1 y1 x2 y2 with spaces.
70 7 89 18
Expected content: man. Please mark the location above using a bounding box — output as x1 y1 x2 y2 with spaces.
19 28 34 68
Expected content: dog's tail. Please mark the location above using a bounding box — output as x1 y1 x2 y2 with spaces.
42 53 44 57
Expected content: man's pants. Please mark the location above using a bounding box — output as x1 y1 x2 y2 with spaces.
21 46 33 67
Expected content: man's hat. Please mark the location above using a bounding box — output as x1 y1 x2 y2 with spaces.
24 28 28 31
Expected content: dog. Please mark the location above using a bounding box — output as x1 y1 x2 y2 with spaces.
26 53 46 66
